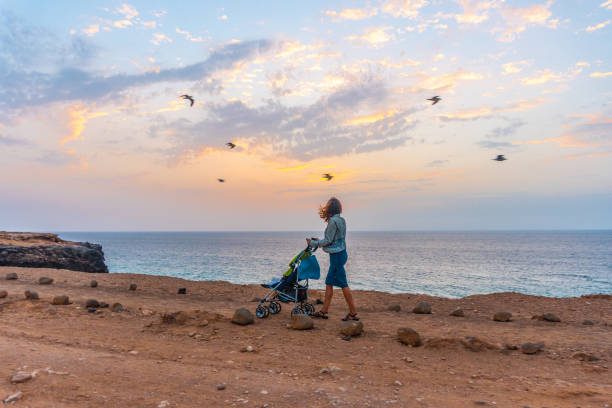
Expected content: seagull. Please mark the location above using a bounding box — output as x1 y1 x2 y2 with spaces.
226 142 236 149
493 154 507 162
180 94 195 107
217 178 225 183
426 96 441 105
322 173 334 181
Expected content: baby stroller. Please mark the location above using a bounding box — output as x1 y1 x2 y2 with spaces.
256 245 320 318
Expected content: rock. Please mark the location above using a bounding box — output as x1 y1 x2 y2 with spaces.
85 299 100 308
521 342 544 354
129 283 137 291
47 305 57 314
573 352 599 362
582 320 594 325
493 311 512 322
217 384 226 391
52 295 70 305
162 311 193 324
340 320 363 337
397 327 422 347
0 290 7 299
461 336 499 352
393 380 402 386
6 272 18 280
505 343 518 350
24 290 39 300
231 308 254 326
542 313 560 322
291 314 314 330
158 401 170 408
250 297 260 302
177 288 187 294
413 302 431 314
39 276 54 285
0 232 108 273
11 372 32 383
241 345 255 352
315 298 324 305
87 307 97 313
450 309 465 317
110 303 124 312
3 391 23 403
99 301 109 308
90 280 98 288
388 304 401 312
198 319 209 327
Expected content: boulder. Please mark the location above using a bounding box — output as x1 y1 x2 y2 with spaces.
99 302 109 308
231 308 254 326
340 320 363 337
85 299 100 308
52 295 70 305
10 373 32 383
6 272 18 280
521 342 544 354
450 309 465 317
291 314 314 330
542 313 560 322
493 311 512 322
397 327 422 347
39 277 54 285
178 288 187 295
0 290 7 299
110 303 124 312
413 302 431 314
90 280 98 288
129 283 137 291
387 304 401 312
24 290 39 300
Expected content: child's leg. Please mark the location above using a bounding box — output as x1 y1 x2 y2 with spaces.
321 285 333 313
341 286 357 315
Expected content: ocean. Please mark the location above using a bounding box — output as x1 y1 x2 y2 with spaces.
58 231 612 298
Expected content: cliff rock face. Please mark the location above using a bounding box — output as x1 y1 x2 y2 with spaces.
0 232 108 273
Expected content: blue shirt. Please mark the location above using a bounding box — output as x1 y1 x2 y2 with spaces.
311 214 346 254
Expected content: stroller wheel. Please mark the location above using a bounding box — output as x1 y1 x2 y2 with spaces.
255 304 268 319
290 306 303 317
302 302 315 316
269 301 281 315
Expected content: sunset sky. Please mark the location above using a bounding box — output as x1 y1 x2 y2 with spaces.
1 1 611 231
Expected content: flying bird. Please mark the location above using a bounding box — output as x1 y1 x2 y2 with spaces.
226 142 236 149
322 173 334 181
180 94 195 107
426 96 441 105
493 154 507 162
217 178 225 183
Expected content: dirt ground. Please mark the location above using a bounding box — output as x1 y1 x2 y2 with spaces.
0 266 610 407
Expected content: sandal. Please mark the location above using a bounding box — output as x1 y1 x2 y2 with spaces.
312 311 329 319
342 313 359 321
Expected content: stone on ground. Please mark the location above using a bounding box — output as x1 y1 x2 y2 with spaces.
90 280 98 288
387 304 401 312
3 391 23 403
85 299 100 308
521 342 544 354
11 372 32 383
39 277 54 285
231 308 254 326
177 288 187 294
461 336 499 352
450 309 464 317
542 313 560 322
291 313 314 330
340 320 363 337
0 290 7 299
6 272 18 280
24 290 39 300
110 302 124 312
413 302 431 314
572 352 599 361
52 295 70 305
99 301 109 308
129 283 137 291
493 311 512 322
397 327 422 346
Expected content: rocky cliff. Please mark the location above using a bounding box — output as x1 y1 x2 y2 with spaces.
0 232 108 273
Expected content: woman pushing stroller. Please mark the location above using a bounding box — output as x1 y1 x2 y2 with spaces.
308 197 359 321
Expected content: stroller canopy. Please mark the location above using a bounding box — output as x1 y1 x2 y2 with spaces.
298 253 320 280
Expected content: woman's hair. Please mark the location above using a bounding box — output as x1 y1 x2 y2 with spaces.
319 197 342 222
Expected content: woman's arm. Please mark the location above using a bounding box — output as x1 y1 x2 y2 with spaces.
311 219 337 248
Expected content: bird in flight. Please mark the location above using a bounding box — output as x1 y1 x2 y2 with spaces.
226 142 236 149
492 154 507 162
426 96 441 105
217 178 225 183
180 94 195 107
322 173 334 181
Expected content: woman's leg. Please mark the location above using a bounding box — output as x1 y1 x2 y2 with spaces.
321 285 333 313
341 286 357 315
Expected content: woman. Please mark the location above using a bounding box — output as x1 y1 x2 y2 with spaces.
308 197 358 321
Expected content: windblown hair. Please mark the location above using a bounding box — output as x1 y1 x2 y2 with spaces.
319 197 342 222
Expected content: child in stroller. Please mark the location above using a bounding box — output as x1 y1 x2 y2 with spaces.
256 244 320 318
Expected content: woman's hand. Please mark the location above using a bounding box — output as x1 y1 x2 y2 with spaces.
306 238 312 246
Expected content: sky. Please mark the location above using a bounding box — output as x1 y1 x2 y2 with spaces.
0 0 611 231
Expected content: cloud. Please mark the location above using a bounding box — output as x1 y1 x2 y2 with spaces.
496 1 556 42
520 67 582 86
82 24 100 37
602 0 612 10
61 105 109 145
381 0 429 19
522 113 612 148
486 120 526 138
0 39 274 115
113 20 133 28
407 70 484 92
502 60 528 75
116 4 139 19
590 71 612 78
151 33 172 45
476 140 518 150
586 20 610 32
439 98 546 121
566 152 611 160
426 159 448 167
346 26 395 46
454 0 501 24
325 7 378 21
176 28 206 42
0 133 26 146
149 79 421 161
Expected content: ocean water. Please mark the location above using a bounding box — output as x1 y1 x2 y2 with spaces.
58 231 612 298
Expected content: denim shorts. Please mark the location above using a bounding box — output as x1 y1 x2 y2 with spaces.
325 250 348 288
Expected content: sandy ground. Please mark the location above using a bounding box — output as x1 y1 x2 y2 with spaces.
0 266 610 408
